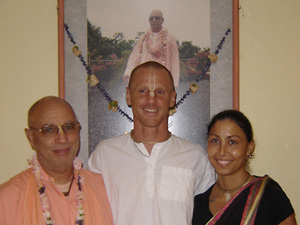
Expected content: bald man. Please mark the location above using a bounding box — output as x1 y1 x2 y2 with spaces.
123 10 180 86
89 62 215 225
0 96 113 225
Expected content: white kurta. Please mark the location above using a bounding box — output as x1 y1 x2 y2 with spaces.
88 133 215 225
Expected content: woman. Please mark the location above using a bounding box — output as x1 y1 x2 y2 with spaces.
192 110 297 225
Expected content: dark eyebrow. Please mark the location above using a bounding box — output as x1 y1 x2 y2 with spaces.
208 133 219 138
227 135 241 139
208 133 241 139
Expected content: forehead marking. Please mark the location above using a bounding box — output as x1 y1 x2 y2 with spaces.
149 67 156 97
220 130 226 141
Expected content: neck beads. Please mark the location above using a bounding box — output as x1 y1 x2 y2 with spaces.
210 173 251 202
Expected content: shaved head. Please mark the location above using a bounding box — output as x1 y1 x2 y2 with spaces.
149 10 163 19
128 61 175 91
25 96 80 179
27 96 76 127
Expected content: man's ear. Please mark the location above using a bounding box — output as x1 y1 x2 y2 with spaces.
169 90 177 108
25 128 36 150
126 87 132 107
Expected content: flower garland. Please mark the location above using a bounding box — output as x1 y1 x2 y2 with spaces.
28 153 85 225
108 100 119 112
174 29 230 110
64 23 230 121
190 83 199 94
64 24 133 123
144 30 167 66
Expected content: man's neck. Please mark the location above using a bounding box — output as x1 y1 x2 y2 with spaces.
151 27 163 33
43 166 75 185
131 126 171 154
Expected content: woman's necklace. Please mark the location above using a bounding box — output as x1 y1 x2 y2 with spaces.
213 174 251 202
28 153 85 225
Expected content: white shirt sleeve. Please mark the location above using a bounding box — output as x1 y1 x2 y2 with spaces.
193 148 216 196
87 148 102 174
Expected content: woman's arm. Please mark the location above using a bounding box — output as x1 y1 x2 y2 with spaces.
279 214 297 225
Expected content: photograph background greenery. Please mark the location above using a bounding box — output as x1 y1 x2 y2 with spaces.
88 20 211 85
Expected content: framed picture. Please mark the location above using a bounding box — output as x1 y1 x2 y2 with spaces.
58 0 239 167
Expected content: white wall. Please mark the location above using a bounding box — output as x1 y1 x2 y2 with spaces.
1 0 299 221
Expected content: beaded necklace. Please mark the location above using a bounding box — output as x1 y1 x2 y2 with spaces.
28 154 85 225
216 174 250 202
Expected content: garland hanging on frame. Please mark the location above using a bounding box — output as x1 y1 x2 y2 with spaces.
64 23 231 123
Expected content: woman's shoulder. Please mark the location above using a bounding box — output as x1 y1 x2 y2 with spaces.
262 175 292 199
253 175 293 208
254 175 295 224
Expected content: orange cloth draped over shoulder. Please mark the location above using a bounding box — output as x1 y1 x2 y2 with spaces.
0 168 113 225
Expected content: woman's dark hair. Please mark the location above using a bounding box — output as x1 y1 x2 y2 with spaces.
207 110 253 142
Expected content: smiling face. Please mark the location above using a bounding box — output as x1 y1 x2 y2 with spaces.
25 97 80 175
126 64 176 130
207 119 255 178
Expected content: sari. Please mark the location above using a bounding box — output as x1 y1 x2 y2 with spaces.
206 175 269 225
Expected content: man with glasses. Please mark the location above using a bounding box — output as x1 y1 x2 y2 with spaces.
123 10 180 86
0 96 113 225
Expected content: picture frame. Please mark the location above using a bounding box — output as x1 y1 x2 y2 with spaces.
57 0 239 167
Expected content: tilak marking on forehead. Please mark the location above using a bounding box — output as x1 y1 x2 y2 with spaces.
220 130 226 141
149 67 156 97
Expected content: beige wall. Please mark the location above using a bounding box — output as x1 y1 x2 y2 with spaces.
1 0 299 221
239 0 300 218
0 1 58 181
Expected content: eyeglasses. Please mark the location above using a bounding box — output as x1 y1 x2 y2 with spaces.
149 16 161 21
29 122 81 138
